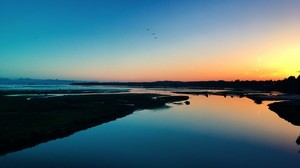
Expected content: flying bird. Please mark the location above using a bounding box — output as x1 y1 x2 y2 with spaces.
145 28 158 39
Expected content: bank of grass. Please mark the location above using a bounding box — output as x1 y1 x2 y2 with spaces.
268 101 300 126
0 93 188 156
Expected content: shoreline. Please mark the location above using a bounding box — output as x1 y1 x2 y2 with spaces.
173 90 300 126
268 101 300 126
0 92 188 156
1 87 299 156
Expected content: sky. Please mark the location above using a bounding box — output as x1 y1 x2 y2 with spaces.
0 0 300 81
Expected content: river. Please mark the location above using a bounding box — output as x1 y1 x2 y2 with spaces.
0 86 300 167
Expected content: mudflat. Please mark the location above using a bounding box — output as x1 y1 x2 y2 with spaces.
0 92 189 155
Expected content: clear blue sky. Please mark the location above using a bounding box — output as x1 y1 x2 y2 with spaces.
1 0 300 81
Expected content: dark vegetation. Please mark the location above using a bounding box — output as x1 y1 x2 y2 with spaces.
268 101 300 126
72 75 300 94
268 100 300 149
0 93 188 156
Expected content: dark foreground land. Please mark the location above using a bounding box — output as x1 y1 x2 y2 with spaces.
268 101 300 126
0 92 188 155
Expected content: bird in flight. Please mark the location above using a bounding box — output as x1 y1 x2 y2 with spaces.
146 28 158 39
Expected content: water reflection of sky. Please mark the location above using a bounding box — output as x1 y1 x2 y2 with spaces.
1 91 300 167
170 96 299 150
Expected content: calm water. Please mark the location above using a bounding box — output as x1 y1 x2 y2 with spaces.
1 87 300 168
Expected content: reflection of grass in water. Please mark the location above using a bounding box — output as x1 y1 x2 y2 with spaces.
268 100 300 153
0 93 188 156
297 136 300 145
297 135 300 153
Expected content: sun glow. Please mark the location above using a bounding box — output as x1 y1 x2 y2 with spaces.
262 44 300 79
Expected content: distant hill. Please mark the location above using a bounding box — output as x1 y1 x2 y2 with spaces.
0 78 77 85
71 75 300 94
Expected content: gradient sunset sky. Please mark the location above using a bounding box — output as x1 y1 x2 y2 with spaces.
1 0 299 81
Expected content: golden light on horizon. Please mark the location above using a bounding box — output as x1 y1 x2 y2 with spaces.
262 43 300 79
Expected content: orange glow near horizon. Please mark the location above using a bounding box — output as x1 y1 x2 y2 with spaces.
64 41 300 82
1 1 300 82
94 34 300 82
